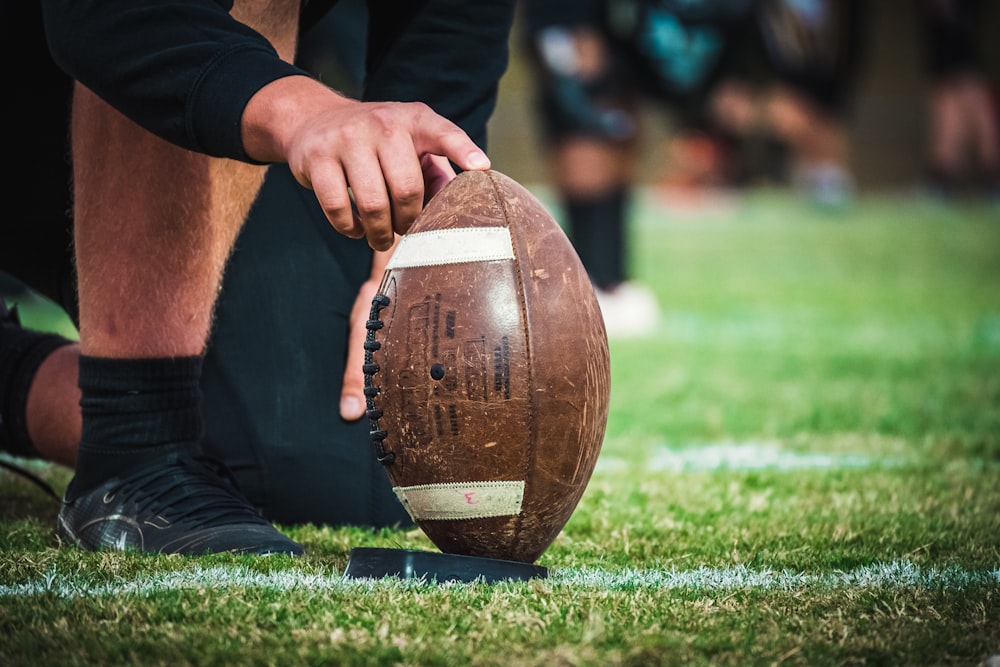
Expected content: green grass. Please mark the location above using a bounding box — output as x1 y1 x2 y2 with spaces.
2 189 999 666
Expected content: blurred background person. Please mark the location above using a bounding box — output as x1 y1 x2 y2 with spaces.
521 0 755 338
918 0 999 200
695 0 865 207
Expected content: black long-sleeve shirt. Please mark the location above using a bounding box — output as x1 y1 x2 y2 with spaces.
41 0 516 162
42 0 306 162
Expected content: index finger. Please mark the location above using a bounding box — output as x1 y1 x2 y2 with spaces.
411 109 491 173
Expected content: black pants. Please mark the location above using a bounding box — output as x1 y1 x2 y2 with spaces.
200 164 411 527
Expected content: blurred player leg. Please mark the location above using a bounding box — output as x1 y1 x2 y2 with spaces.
524 13 659 338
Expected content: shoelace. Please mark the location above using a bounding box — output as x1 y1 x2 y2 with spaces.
104 454 268 528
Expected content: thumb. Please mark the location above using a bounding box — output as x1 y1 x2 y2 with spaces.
421 153 457 200
340 280 379 421
339 355 367 421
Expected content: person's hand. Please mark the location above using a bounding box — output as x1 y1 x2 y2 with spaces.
242 75 490 251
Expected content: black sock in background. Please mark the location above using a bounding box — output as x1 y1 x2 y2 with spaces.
565 188 629 291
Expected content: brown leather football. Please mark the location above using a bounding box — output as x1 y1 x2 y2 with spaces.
363 170 610 564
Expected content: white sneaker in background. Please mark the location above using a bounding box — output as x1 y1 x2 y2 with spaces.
791 162 856 209
594 282 659 339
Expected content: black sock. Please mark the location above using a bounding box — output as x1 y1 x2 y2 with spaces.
0 303 74 458
68 355 205 497
565 188 629 290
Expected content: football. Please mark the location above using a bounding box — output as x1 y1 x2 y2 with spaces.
363 169 610 564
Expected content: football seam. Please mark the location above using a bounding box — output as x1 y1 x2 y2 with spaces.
486 171 536 548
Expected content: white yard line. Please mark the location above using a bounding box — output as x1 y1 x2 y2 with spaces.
2 560 997 599
594 441 893 474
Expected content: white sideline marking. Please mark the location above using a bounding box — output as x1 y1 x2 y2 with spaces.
595 441 885 474
386 227 514 269
2 560 997 598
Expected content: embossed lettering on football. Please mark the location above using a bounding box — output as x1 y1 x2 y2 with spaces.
363 170 610 564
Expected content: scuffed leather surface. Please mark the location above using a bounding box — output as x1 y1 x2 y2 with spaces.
371 170 610 563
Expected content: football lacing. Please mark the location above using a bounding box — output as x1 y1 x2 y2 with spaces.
364 293 395 465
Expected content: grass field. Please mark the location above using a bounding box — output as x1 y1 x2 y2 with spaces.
2 188 998 666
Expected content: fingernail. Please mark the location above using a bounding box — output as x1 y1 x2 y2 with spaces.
341 396 363 419
466 150 490 170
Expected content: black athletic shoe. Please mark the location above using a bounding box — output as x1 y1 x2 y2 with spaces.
57 452 304 556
